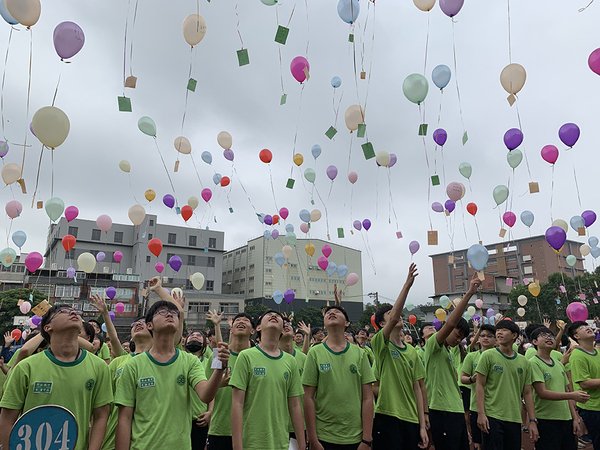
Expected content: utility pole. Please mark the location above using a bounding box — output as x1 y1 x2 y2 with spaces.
367 292 379 306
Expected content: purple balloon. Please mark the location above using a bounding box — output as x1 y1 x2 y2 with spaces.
32 315 41 326
66 267 76 278
169 255 182 272
389 153 397 168
362 219 372 231
582 210 597 227
433 128 447 146
486 308 494 318
264 215 273 226
271 229 279 240
409 240 420 255
432 202 444 213
432 318 442 330
53 21 85 60
545 226 567 251
472 314 481 323
163 194 175 209
326 165 338 181
223 149 234 161
106 286 117 300
109 311 116 322
353 220 362 231
96 251 106 262
284 289 295 304
503 128 523 151
0 140 8 158
439 0 464 17
445 200 455 213
558 123 580 148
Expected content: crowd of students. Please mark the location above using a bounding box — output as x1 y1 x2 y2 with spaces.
0 267 598 450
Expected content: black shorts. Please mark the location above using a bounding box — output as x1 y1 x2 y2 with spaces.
429 409 469 450
460 386 470 412
191 422 208 450
373 413 422 449
469 411 482 444
207 435 233 450
319 441 360 450
481 417 520 450
535 419 576 450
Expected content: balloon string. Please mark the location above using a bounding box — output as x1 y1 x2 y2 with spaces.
423 12 430 75
362 231 377 275
289 83 305 178
129 0 139 77
51 63 64 107
550 164 555 223
1 28 13 140
361 1 376 116
459 200 467 241
180 48 194 138
451 21 466 134
570 151 582 208
313 185 330 238
153 138 178 200
128 173 141 204
268 164 279 211
235 4 244 49
333 89 344 128
189 153 205 189
51 148 54 198
507 0 512 63
579 0 595 11
30 144 45 208
21 29 33 178
388 170 400 230
418 104 433 232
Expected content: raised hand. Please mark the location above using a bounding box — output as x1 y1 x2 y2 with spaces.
206 309 224 325
172 289 185 309
334 284 342 305
543 317 551 329
468 275 483 294
89 294 109 314
298 321 311 335
405 263 419 288
3 331 13 348
147 277 162 292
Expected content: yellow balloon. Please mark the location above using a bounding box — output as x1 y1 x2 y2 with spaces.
310 209 321 222
5 0 40 27
119 160 131 173
344 105 364 131
77 252 96 274
305 243 315 256
217 131 232 150
435 308 447 322
1 163 21 185
182 14 207 46
174 136 191 154
500 63 526 95
413 0 436 11
282 245 293 259
145 190 156 202
128 204 146 226
32 106 70 148
293 153 304 166
188 196 199 210
191 272 205 290
375 151 390 167
552 219 568 234
528 283 540 297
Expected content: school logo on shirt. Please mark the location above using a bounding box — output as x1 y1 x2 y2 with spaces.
116 368 123 379
177 375 186 386
349 364 358 374
390 350 400 359
85 379 95 391
408 360 414 368
493 365 504 373
139 377 156 388
253 367 266 376
543 373 552 380
517 367 524 375
33 382 52 394
319 363 331 372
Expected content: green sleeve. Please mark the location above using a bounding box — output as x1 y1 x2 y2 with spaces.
570 354 589 385
370 332 385 358
99 343 111 361
360 348 376 384
6 349 20 368
189 356 207 388
287 358 304 398
524 359 532 386
114 362 136 407
301 348 318 387
0 363 27 410
530 360 544 384
229 353 249 392
413 350 425 381
475 351 491 377
93 361 115 408
462 353 475 377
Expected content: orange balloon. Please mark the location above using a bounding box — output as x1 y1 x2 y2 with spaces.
259 149 272 163
371 314 379 330
220 176 230 187
62 234 76 252
181 205 193 222
11 329 21 341
272 214 280 224
148 238 163 257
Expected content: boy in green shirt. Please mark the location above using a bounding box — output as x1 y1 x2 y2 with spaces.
372 263 428 449
230 310 305 450
0 303 113 450
303 305 376 450
568 320 600 450
476 319 538 450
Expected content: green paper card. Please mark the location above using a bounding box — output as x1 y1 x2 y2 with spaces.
431 175 440 186
357 123 366 138
280 94 287 105
462 131 468 145
237 49 249 67
418 124 428 136
337 228 344 238
118 96 132 112
286 178 295 189
362 142 375 160
325 126 338 140
275 26 289 45
187 78 197 92
310 199 315 205
229 207 233 213
348 34 354 42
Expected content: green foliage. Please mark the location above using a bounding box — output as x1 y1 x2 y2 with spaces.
243 303 269 324
291 306 324 328
0 289 48 343
357 302 393 331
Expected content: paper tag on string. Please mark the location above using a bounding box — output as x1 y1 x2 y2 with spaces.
237 49 249 66
337 228 344 238
357 124 366 138
529 182 539 193
187 78 197 92
360 71 366 79
506 278 513 287
350 230 354 235
499 228 507 238
32 300 51 317
17 299 23 306
175 207 181 214
431 175 440 186
477 270 485 281
462 131 468 145
286 178 295 189
305 296 310 303
361 142 375 160
275 25 289 45
280 94 287 105
36 201 43 209
479 241 483 245
348 34 354 42
125 76 137 88
556 299 560 304
448 255 454 264
303 67 310 81
310 199 315 205
579 293 586 300
229 207 234 213
16 179 26 194
118 96 132 112
327 234 331 241
5 254 12 265
594 298 599 304
325 126 337 140
507 94 516 106
445 210 450 216
468 261 472 268
418 124 428 136
578 227 586 236
142 289 147 297
174 160 180 172
427 230 438 245
396 231 403 239
535 279 540 285
211 348 223 370
523 278 530 285
595 280 599 288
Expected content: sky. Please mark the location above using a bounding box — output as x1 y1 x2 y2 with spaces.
1 0 599 308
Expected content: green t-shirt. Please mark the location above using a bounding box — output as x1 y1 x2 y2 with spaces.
416 346 426 367
101 353 134 450
114 349 207 450
6 348 20 368
0 349 113 450
570 347 600 411
530 355 571 421
302 341 376 445
461 349 484 412
362 345 375 366
371 331 424 424
208 350 239 437
288 348 307 433
424 333 462 413
451 346 467 387
475 347 532 423
190 355 212 418
98 342 111 361
230 346 303 450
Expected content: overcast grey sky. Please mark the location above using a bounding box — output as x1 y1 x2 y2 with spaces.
1 0 599 306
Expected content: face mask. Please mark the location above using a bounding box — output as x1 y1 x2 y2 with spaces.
186 340 204 353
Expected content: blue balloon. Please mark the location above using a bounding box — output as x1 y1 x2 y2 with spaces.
285 224 294 233
592 247 600 259
489 316 496 325
201 151 212 164
0 2 17 25
257 213 265 224
520 210 534 228
326 262 337 276
432 65 452 90
299 209 311 223
12 230 26 248
337 0 360 24
275 253 285 267
213 173 222 185
273 290 284 305
483 317 489 324
570 215 584 231
467 244 489 271
331 76 342 88
589 236 599 247
311 144 322 159
337 264 348 278
101 323 107 333
263 230 271 240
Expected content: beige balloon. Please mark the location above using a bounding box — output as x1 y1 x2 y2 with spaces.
188 196 199 210
344 105 364 131
500 63 526 95
459 183 466 200
32 106 70 148
128 204 146 226
376 151 390 167
5 0 41 27
174 136 191 154
580 244 591 257
182 14 207 46
310 209 322 222
282 245 293 259
77 252 96 274
119 160 131 173
467 305 476 316
191 272 205 290
517 307 525 317
1 163 21 185
413 0 436 11
517 295 527 306
217 131 232 150
552 219 568 234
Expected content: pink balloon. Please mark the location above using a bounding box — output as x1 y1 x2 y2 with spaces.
322 244 332 258
5 200 22 219
541 145 559 164
115 302 125 314
348 172 358 184
318 256 329 271
25 252 43 272
300 223 309 233
446 182 463 201
589 48 600 76
65 206 79 222
566 301 588 322
155 262 164 273
503 211 516 228
201 188 212 202
279 207 289 220
96 214 112 233
113 251 123 262
346 273 359 286
290 56 310 83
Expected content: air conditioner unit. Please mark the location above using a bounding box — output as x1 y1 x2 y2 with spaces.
103 267 109 273
315 291 320 295
51 263 58 270
162 277 169 283
126 268 132 274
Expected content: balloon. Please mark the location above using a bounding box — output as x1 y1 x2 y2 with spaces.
458 183 466 200
182 14 207 46
0 2 17 24
500 63 526 95
326 165 338 180
337 265 348 278
541 145 559 164
285 224 294 233
504 128 523 150
43 197 64 222
346 273 359 286
12 231 26 248
192 272 205 290
0 141 8 159
5 200 22 219
550 220 567 235
201 151 213 165
25 252 44 273
299 209 311 223
389 154 398 168
282 245 293 259
127 204 145 226
353 220 362 231
31 106 70 148
475 298 483 308
174 136 191 154
264 230 271 240
375 152 390 167
433 128 447 146
284 289 295 304
433 318 442 330
566 302 588 322
217 131 232 150
506 149 523 169
558 123 580 148
290 56 310 83
545 226 566 251
293 153 304 166
300 223 309 233
1 163 20 185
516 211 533 229
467 244 489 271
114 302 125 314
344 104 365 132
582 210 597 227
285 232 297 246
273 290 284 305
403 74 429 105
503 212 516 228
337 0 360 24
591 247 600 259
440 296 450 308
566 255 577 267
138 116 156 137
65 206 78 222
275 253 285 267
486 308 495 318
0 247 16 268
570 216 584 232
96 252 105 262
439 0 464 16
223 149 235 161
305 243 315 256
20 301 31 314
528 283 540 297
348 172 358 184
302 169 315 184
589 48 600 76
414 0 436 11
66 267 75 278
362 219 372 231
96 214 112 233
201 189 212 202
466 306 476 316
181 205 193 222
271 229 279 240
408 315 417 325
326 262 337 277
432 202 444 213
62 235 76 252
580 244 591 257
517 307 525 317
105 286 117 300
31 315 41 327
114 251 123 262
310 210 321 222
77 252 95 273
466 203 477 216
311 144 322 159
409 241 420 255
143 190 156 202
259 149 272 163
517 295 528 306
279 207 289 220
445 200 455 213
331 76 342 88
11 329 21 341
589 236 599 247
458 162 472 179
53 22 85 60
148 238 163 257
155 262 164 274
492 185 509 206
264 215 273 226
435 308 447 322
446 182 463 201
432 65 451 90
169 255 182 272
316 245 331 259
5 0 40 27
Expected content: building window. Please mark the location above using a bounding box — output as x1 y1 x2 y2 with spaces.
228 270 232 275
236 251 240 255
166 253 175 262
265 281 272 285
235 268 240 273
114 231 123 244
206 280 214 291
249 264 254 269
208 257 215 267
220 303 240 314
168 233 176 245
249 289 254 294
209 238 217 249
55 285 80 298
91 229 101 241
222 271 227 276
189 236 197 247
187 255 196 266
249 276 254 281
240 290 245 294
148 234 153 240
241 249 246 253
240 278 245 283
265 268 272 273
65 249 75 260
249 246 255 251
188 302 211 313
68 226 78 238
146 256 151 263
290 264 297 268
228 254 232 258
149 219 154 226
235 280 239 284
240 266 245 271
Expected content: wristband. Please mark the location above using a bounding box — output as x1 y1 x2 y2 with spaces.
529 419 538 423
361 439 373 447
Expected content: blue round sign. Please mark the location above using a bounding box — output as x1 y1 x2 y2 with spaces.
10 405 78 450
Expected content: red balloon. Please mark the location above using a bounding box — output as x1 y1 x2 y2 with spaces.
259 149 272 163
371 314 379 330
148 238 163 257
220 176 230 187
409 314 417 325
11 329 21 341
467 202 478 216
272 214 280 224
62 234 76 252
181 205 193 222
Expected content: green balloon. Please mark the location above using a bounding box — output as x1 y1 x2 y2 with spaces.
506 149 523 169
492 185 509 206
260 0 277 4
138 116 156 137
440 295 450 308
45 197 65 222
566 254 577 267
459 162 472 179
0 247 16 268
304 168 316 183
285 232 297 246
402 73 429 105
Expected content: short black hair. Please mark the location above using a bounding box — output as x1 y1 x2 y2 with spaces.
94 333 105 346
531 326 554 347
88 319 101 327
232 312 255 329
323 305 349 322
145 301 179 336
295 329 304 336
479 324 496 335
524 323 543 341
81 322 95 343
496 319 520 335
455 318 470 339
207 329 215 338
375 305 393 329
256 310 284 340
568 321 589 341
311 327 322 336
40 303 72 343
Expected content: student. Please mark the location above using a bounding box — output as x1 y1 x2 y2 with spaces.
294 329 305 351
476 319 538 450
0 304 113 450
568 321 600 450
115 301 229 450
303 305 376 450
461 324 496 450
424 275 481 450
311 327 325 345
90 319 112 363
90 294 124 360
371 263 428 449
230 310 305 450
530 326 590 450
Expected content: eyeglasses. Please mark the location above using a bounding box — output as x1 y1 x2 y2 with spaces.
283 322 292 328
480 334 495 339
537 333 556 340
577 325 591 332
131 319 146 329
48 307 76 323
154 308 180 318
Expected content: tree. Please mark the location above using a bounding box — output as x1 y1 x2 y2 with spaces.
357 302 392 331
244 303 269 324
291 306 324 328
0 289 48 343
